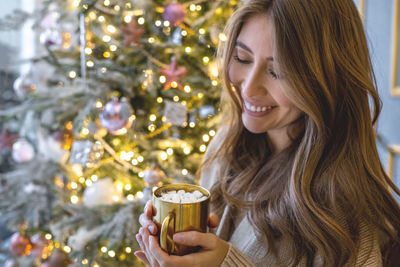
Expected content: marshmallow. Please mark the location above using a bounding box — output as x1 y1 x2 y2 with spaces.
159 189 207 203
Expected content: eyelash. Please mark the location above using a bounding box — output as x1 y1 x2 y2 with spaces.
233 56 279 79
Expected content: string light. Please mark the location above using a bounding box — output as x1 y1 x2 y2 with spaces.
185 47 192 53
93 264 100 267
131 159 138 165
71 182 78 189
216 8 223 15
196 5 202 11
182 169 188 175
63 246 72 253
79 177 86 183
197 93 204 98
148 37 155 43
91 175 98 181
209 130 216 136
110 45 117 51
149 114 157 121
107 25 116 33
125 184 132 190
73 0 80 8
81 128 89 135
95 101 103 108
85 47 92 55
103 0 110 6
160 152 168 160
181 30 187 36
45 233 52 240
138 172 144 178
124 16 132 23
89 11 97 20
85 179 92 187
125 247 132 253
163 21 170 27
203 57 210 63
136 191 144 198
184 85 191 93
183 147 191 155
155 20 162 26
86 61 94 67
103 35 111 42
127 194 134 201
137 156 144 162
171 81 178 88
114 5 120 11
199 144 207 152
202 134 210 142
71 195 79 204
190 4 196 11
101 67 107 73
82 259 88 264
167 148 173 155
159 76 166 83
219 33 227 41
212 80 219 86
138 17 145 24
189 122 196 128
103 51 111 58
69 71 77 79
101 246 108 253
98 16 105 22
173 95 179 102
108 250 116 257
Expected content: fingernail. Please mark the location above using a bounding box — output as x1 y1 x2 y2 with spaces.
136 233 142 242
148 225 155 234
173 233 183 242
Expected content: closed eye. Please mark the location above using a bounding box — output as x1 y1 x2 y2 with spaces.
268 70 278 79
233 55 252 64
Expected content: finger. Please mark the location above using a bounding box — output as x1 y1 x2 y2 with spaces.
148 235 191 267
136 233 145 251
145 200 157 217
139 230 161 267
207 213 219 228
134 251 150 266
139 214 158 235
173 231 216 249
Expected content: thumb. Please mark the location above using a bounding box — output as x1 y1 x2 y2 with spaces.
173 231 215 249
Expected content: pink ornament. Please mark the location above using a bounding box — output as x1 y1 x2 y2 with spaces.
31 234 52 259
144 167 166 186
163 3 186 26
99 98 135 135
10 232 32 256
13 73 37 99
160 58 188 90
12 138 35 163
40 28 62 47
44 249 71 267
120 19 145 46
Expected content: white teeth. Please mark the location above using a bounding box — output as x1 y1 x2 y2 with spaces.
244 101 273 113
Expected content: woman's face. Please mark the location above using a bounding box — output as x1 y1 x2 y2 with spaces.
228 13 302 135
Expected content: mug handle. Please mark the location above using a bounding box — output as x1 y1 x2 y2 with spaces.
160 212 175 254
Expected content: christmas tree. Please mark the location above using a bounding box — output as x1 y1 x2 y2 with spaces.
0 0 239 266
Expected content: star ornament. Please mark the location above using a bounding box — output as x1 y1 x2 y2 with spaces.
160 59 188 90
120 19 145 47
0 129 18 151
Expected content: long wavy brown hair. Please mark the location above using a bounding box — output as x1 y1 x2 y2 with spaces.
204 0 400 266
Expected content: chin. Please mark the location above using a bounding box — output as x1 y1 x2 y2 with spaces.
243 122 267 134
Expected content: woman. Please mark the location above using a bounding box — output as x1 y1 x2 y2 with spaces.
136 0 400 266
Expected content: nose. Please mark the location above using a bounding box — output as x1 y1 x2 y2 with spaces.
241 65 266 97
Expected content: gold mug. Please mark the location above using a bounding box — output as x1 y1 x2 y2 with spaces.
153 183 210 255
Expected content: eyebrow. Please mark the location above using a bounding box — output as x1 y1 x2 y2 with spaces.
235 41 274 61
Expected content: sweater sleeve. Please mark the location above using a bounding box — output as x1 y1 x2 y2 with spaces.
220 243 254 267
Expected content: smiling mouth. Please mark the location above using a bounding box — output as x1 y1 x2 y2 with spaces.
244 101 275 113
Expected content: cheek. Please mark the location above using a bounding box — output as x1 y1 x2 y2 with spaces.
228 63 241 86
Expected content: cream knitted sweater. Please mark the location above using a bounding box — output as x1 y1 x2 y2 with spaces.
199 128 383 267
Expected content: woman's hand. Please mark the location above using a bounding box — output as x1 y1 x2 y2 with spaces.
135 228 229 267
138 200 158 235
